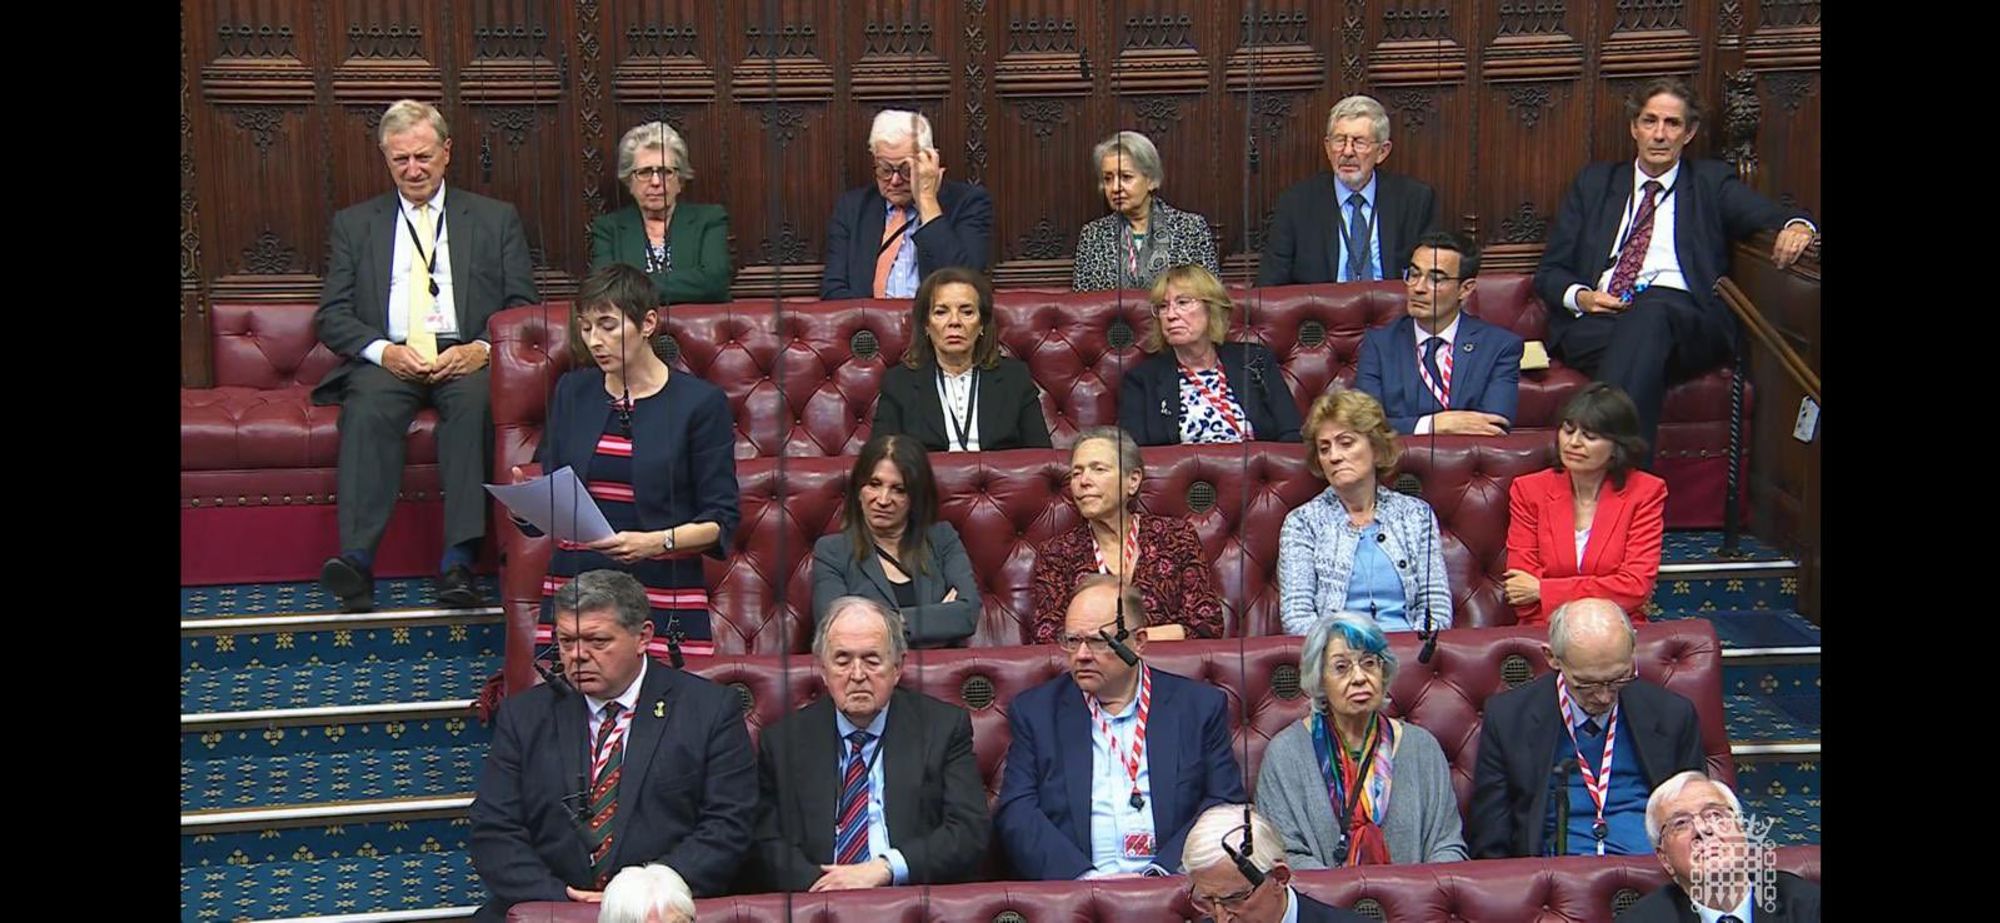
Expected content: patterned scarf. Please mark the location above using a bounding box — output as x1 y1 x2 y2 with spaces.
1309 710 1400 866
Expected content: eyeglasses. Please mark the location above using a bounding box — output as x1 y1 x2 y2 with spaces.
1325 655 1384 679
1055 633 1120 653
1402 266 1464 286
1188 881 1261 914
630 166 677 182
1563 667 1639 696
1152 296 1206 316
873 161 913 181
1325 134 1378 153
1659 805 1740 842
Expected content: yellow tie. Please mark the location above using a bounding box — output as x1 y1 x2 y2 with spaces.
406 203 438 362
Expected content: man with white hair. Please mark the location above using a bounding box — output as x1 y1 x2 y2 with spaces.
598 864 695 923
1620 772 1821 922
1467 598 1706 858
1259 94 1439 286
753 597 990 891
821 108 993 299
1182 804 1371 923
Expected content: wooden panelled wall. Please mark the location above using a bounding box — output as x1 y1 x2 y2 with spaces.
179 0 1821 387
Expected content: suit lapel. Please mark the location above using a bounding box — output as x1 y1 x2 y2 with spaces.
604 663 673 871
914 363 950 448
880 689 922 844
369 195 397 331
1323 174 1345 278
1599 167 1637 268
859 191 889 272
1392 318 1426 413
445 187 474 333
1141 669 1180 837
1450 320 1490 411
1057 681 1094 854
1621 687 1670 784
553 690 591 860
798 697 842 862
1525 676 1561 854
859 547 899 602
1219 346 1256 436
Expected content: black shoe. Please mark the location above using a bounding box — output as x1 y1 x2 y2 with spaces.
320 556 375 613
436 564 483 609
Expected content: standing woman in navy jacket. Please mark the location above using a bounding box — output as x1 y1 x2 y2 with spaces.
510 263 740 657
1118 264 1303 446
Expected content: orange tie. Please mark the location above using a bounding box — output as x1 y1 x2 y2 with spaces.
872 208 910 298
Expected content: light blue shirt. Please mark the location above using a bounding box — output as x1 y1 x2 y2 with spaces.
1085 682 1162 876
1336 173 1383 283
883 200 922 297
1346 523 1412 631
1693 885 1754 923
833 703 909 884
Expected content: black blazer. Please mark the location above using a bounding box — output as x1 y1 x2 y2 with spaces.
312 186 539 403
1118 343 1304 446
1257 170 1439 286
1534 156 1810 341
1296 890 1377 923
467 663 757 921
810 521 982 648
587 202 734 304
1617 872 1821 923
754 688 991 891
820 180 994 299
1467 672 1706 860
873 357 1053 452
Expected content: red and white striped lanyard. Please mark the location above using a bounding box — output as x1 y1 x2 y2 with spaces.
1092 515 1142 575
1087 665 1153 809
1177 363 1249 440
1556 674 1619 856
1414 335 1455 409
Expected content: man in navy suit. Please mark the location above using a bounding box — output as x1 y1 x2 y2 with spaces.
820 109 993 299
468 571 757 921
995 574 1246 880
1259 94 1439 286
1356 231 1523 436
1183 805 1373 923
1534 78 1817 455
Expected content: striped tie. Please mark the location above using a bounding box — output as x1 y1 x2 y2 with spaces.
832 730 875 866
586 702 625 887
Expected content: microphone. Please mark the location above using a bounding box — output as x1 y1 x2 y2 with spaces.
1550 757 1576 857
532 655 573 696
1098 595 1141 667
1221 814 1266 890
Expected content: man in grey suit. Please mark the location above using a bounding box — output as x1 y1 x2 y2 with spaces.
313 99 538 612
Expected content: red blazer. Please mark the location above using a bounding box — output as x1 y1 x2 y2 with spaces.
1505 467 1666 625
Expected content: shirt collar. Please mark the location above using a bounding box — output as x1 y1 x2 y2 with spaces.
1691 882 1754 923
835 698 892 739
1279 886 1301 923
399 184 447 218
1632 159 1681 194
1413 313 1463 346
584 655 648 717
1338 172 1380 208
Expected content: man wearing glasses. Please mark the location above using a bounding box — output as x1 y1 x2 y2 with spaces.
1621 772 1821 922
1182 805 1372 923
1355 231 1524 436
752 597 989 892
820 109 994 299
1467 598 1705 858
995 575 1245 880
1258 95 1439 286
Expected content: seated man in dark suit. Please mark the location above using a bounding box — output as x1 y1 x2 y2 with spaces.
468 571 756 921
995 574 1246 879
1182 805 1372 923
1621 772 1821 922
1356 231 1523 436
1534 77 1817 457
1259 94 1439 286
1468 598 1706 859
313 98 538 612
754 596 989 891
821 109 993 299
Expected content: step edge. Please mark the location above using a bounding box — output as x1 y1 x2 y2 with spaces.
182 796 474 828
1731 741 1821 756
182 700 479 728
1657 560 1798 575
231 906 480 923
1721 646 1822 658
182 608 505 632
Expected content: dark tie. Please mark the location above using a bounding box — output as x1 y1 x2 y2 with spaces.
833 729 876 865
1580 718 1602 737
1421 336 1449 409
1608 179 1664 298
586 702 625 886
1344 192 1373 282
1718 917 1743 923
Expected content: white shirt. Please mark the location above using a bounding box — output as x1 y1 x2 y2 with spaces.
934 365 981 452
1692 883 1754 923
363 185 464 365
1409 313 1463 436
1084 688 1159 876
584 655 648 752
1574 525 1593 566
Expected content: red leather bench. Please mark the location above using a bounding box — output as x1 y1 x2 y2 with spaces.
506 844 1814 922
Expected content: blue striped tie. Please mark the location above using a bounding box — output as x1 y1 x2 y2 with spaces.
832 730 874 865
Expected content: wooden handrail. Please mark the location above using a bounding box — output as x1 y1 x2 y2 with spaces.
1715 276 1820 405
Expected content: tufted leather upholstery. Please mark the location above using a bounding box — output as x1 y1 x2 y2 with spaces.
495 437 1555 677
510 834 1812 922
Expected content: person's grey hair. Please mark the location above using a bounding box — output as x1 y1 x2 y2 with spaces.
1324 94 1391 144
868 109 934 152
813 596 909 666
378 99 450 146
616 121 695 183
1071 425 1146 480
1546 598 1638 661
1091 131 1164 188
1300 612 1399 714
1071 572 1147 631
1643 771 1742 848
1180 804 1285 874
598 863 695 923
550 570 652 634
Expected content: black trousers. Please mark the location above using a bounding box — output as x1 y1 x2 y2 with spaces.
334 361 491 559
1549 286 1733 460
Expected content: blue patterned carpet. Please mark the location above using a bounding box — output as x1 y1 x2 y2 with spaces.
182 653 502 714
181 575 503 619
181 831 484 921
1733 758 1821 847
183 717 487 813
1659 531 1790 565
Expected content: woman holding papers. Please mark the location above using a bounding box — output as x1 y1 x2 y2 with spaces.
510 262 740 656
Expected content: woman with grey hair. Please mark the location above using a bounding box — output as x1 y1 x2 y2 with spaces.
589 121 734 304
1071 130 1220 291
1254 612 1466 868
